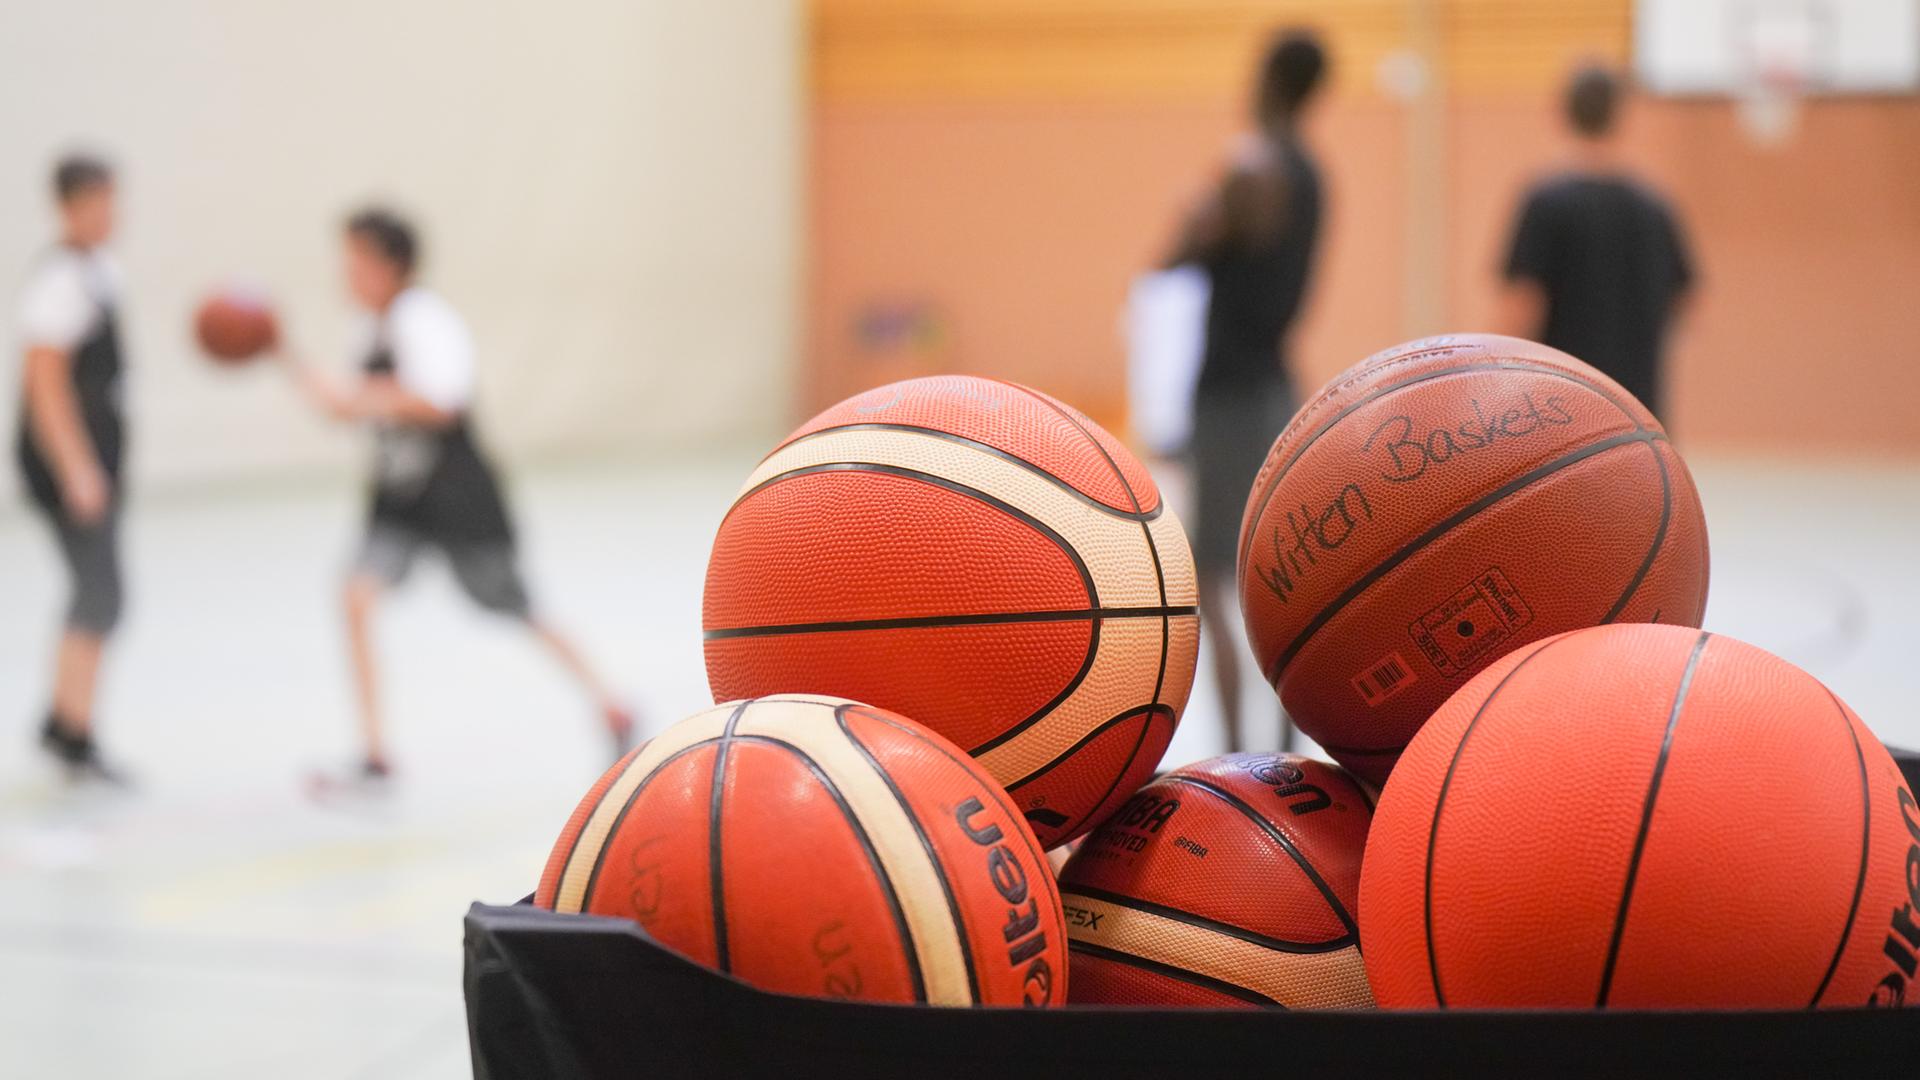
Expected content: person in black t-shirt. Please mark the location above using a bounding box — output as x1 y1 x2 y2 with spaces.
1500 65 1694 421
14 154 129 783
1165 30 1325 753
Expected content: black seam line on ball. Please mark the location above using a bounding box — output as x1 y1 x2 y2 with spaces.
851 706 1068 950
1264 428 1667 685
564 744 651 907
1595 630 1711 1008
1425 634 1575 1008
1048 710 1158 845
832 704 977 1005
1236 359 1646 590
703 605 1198 640
1809 686 1873 1008
721 459 1114 760
1012 384 1178 721
1061 883 1354 954
730 732 930 1004
728 462 1098 604
970 616 1102 759
1003 704 1174 792
1003 379 1152 514
1009 383 1180 804
577 739 716 913
784 422 1164 522
1066 939 1285 1007
1162 775 1359 941
707 699 755 975
1600 437 1674 625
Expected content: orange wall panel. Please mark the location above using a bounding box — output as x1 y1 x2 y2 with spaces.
807 100 1407 429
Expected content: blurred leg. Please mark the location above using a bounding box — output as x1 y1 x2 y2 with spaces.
343 573 387 765
45 511 123 745
528 620 619 714
1199 574 1244 754
50 630 104 736
448 544 632 752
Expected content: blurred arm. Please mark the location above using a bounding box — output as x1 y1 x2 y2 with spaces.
1496 278 1548 340
1163 186 1228 270
1499 186 1554 341
1165 150 1281 270
23 344 107 521
277 350 455 428
1664 203 1697 337
277 347 360 423
357 378 457 428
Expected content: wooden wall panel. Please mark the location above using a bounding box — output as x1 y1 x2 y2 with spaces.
812 0 1628 102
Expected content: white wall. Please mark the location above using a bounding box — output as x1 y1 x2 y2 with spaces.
0 0 800 502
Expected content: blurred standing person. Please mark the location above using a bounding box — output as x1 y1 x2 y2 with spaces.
1500 65 1694 421
14 154 130 783
279 208 633 795
1166 31 1326 754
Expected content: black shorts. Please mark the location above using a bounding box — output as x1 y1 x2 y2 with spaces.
1189 384 1293 576
350 522 533 619
42 506 125 636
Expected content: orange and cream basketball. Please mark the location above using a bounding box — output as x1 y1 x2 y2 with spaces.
535 696 1066 1006
703 376 1199 848
1057 754 1374 1009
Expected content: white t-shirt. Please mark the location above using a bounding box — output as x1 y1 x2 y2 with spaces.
17 247 119 351
358 286 475 412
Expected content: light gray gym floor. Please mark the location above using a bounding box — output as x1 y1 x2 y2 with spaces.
1 453 1915 1078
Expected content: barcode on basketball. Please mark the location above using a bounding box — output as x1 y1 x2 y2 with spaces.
1352 652 1417 707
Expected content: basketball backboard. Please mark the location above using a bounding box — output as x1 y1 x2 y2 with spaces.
1634 0 1920 95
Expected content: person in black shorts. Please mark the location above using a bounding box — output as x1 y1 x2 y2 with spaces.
1165 31 1325 753
280 208 633 793
1500 64 1695 421
14 154 129 783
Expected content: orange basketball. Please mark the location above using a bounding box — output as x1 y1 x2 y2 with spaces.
1057 753 1374 1009
536 696 1066 1007
1238 334 1708 785
194 289 277 364
703 376 1199 848
1361 623 1920 1009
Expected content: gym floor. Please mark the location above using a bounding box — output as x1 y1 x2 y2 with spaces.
2 453 1916 1077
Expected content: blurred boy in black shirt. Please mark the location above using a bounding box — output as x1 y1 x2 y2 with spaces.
15 155 129 782
1500 65 1694 420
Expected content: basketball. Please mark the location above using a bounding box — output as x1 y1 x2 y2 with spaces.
1360 623 1920 1009
193 289 277 363
703 375 1199 848
535 696 1066 1007
1237 333 1708 785
1057 753 1374 1008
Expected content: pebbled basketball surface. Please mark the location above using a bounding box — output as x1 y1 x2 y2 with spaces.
1360 623 1920 1010
704 376 1199 848
1058 753 1375 1009
1237 334 1709 786
536 696 1067 1007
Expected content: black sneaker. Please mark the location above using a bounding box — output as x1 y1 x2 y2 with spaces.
38 713 85 765
67 739 132 787
41 715 131 787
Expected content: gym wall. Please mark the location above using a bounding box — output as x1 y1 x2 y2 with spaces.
0 0 802 504
806 0 1920 454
